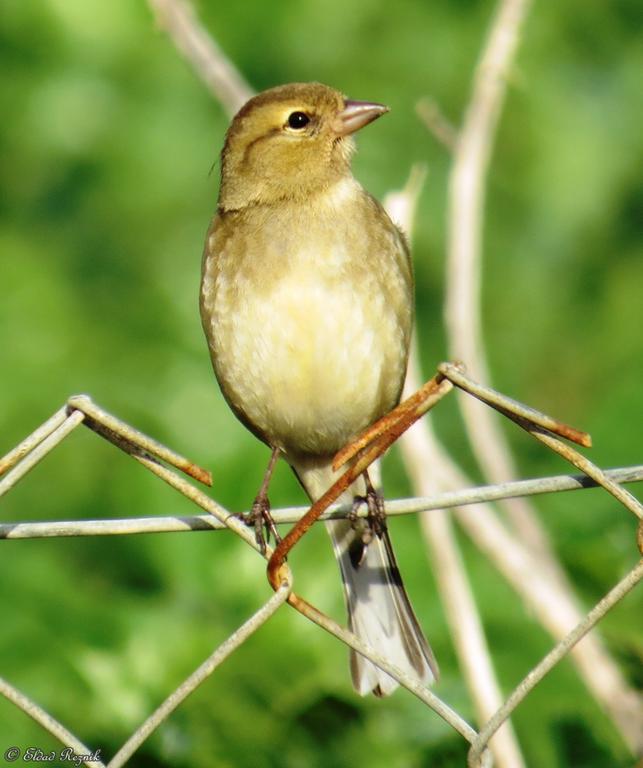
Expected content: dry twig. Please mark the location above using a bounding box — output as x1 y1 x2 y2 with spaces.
147 0 253 117
416 97 459 151
386 175 525 768
433 0 641 752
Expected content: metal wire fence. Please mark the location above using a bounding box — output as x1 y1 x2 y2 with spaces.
1 369 642 767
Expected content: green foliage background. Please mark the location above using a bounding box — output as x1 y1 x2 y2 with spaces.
0 1 641 766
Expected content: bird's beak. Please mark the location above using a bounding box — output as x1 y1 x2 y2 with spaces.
332 100 389 136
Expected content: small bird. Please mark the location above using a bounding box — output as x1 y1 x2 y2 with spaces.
200 82 438 696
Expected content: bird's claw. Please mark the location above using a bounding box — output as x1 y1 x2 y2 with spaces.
350 484 387 546
240 495 281 555
365 484 387 537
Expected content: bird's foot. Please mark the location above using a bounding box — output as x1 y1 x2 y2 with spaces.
349 481 387 549
240 493 281 555
348 495 373 547
365 482 387 538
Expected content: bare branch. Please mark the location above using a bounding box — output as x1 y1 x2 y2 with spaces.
468 560 643 766
147 0 253 117
446 0 531 366
401 349 526 768
444 0 562 560
384 164 428 234
413 420 643 754
386 172 525 767
416 97 459 151
437 2 643 749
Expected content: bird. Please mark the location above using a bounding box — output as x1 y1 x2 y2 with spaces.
200 82 438 696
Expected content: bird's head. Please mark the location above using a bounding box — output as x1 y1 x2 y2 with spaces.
218 82 388 211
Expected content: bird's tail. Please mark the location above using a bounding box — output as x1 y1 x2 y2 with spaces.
290 456 438 696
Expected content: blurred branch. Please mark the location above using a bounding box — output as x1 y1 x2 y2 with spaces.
416 97 459 151
445 0 558 558
403 352 527 768
446 0 531 369
468 559 643 767
412 417 643 755
412 0 643 752
147 0 253 117
384 164 428 232
385 173 525 768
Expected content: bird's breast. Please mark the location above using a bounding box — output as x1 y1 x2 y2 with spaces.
201 190 412 457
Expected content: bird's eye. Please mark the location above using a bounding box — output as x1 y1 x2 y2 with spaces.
287 111 310 129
